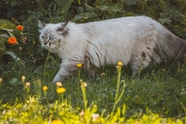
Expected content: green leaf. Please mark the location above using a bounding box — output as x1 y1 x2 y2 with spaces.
54 0 74 12
96 5 109 11
0 33 9 39
74 12 97 22
159 0 167 12
158 18 172 24
108 4 123 13
0 19 15 29
125 0 138 6
0 37 6 60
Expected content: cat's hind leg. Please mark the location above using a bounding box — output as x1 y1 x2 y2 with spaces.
129 51 152 77
129 48 163 76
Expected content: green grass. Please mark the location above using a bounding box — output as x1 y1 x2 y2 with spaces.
0 54 186 123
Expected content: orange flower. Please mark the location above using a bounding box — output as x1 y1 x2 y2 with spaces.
16 25 24 31
8 37 17 45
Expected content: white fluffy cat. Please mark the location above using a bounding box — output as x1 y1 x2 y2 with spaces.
38 16 186 83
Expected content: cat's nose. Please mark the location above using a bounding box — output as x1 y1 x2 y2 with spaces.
44 41 48 45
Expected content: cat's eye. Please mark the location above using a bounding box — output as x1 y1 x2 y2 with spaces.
49 37 53 40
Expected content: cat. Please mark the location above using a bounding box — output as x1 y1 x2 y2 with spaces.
38 16 186 83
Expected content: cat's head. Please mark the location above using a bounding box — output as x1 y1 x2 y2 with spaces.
38 21 69 50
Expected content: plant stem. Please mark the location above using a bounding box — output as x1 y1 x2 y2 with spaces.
112 65 124 113
44 50 50 78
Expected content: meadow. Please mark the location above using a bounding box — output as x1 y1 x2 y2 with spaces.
0 53 186 123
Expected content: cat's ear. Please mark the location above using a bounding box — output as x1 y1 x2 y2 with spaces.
62 21 69 28
38 20 46 29
57 21 70 36
57 21 69 31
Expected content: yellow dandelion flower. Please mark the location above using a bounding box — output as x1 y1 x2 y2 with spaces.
79 110 85 117
22 76 25 82
25 82 30 87
83 82 87 87
92 114 100 122
0 78 3 83
43 86 48 91
76 63 82 68
117 61 123 66
56 82 62 87
51 120 64 124
56 87 66 94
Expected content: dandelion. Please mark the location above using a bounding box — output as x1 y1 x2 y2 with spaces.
56 87 66 94
25 82 30 87
8 37 17 45
83 82 87 87
118 61 123 66
76 63 82 68
0 78 3 84
56 87 66 103
113 61 124 113
79 110 85 117
92 114 100 122
43 86 48 91
22 76 25 82
25 82 30 93
51 120 64 124
56 82 62 87
80 79 87 110
16 25 24 31
43 86 48 98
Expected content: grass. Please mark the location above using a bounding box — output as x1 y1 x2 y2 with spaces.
0 54 186 123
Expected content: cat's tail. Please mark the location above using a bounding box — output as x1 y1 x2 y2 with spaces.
156 27 186 62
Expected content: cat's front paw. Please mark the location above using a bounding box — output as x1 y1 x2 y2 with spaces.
52 74 63 83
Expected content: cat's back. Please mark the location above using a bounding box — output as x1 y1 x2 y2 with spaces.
79 16 155 27
77 16 158 36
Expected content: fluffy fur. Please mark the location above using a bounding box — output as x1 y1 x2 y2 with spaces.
38 16 186 83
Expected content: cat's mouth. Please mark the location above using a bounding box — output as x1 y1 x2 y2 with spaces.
43 39 60 48
44 41 51 46
44 42 53 47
